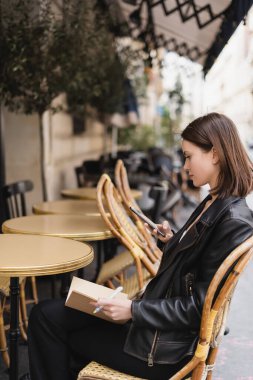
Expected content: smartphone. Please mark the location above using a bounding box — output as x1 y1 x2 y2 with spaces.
129 206 166 237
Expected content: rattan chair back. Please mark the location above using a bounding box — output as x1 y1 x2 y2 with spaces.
78 235 253 380
115 160 162 261
170 234 253 380
97 174 158 291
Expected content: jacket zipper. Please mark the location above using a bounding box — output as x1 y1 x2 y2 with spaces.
185 272 195 296
147 223 208 366
147 285 174 366
148 330 158 366
188 274 194 296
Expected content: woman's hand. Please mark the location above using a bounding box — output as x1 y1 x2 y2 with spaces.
145 220 173 243
90 298 132 322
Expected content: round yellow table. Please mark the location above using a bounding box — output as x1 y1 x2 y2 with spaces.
61 186 142 201
32 199 105 217
0 234 93 380
2 214 113 241
3 214 114 290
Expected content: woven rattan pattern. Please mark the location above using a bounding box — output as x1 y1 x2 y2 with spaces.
77 361 146 380
0 277 25 296
96 250 134 285
77 361 191 380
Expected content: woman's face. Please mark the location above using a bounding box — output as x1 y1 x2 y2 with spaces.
181 139 220 189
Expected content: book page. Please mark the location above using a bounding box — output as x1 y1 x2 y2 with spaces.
65 277 128 323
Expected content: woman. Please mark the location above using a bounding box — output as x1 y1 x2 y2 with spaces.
27 113 253 380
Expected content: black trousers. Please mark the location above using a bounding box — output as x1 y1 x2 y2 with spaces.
27 299 190 380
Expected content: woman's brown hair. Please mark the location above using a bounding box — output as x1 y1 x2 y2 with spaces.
181 112 253 198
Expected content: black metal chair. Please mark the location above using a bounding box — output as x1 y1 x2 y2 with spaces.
2 180 34 218
149 183 169 223
1 180 38 323
75 160 103 188
75 166 86 188
82 160 103 187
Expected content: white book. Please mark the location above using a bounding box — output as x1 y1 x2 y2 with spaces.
65 276 128 324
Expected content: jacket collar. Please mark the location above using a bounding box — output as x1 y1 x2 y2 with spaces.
182 194 212 231
200 195 241 226
155 195 242 279
160 194 212 257
182 194 242 229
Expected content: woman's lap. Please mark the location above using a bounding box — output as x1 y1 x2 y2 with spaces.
30 299 190 380
66 305 189 380
70 321 189 380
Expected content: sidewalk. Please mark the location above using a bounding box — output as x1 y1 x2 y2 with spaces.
212 193 253 379
214 259 253 379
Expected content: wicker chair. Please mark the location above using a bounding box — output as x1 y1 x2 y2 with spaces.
96 174 159 298
96 161 162 294
77 235 253 380
90 175 134 292
114 159 162 262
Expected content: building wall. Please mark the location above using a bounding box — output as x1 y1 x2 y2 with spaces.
204 8 253 145
43 103 108 201
2 101 109 213
2 108 42 213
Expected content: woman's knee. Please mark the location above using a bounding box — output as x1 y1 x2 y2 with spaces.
29 299 65 331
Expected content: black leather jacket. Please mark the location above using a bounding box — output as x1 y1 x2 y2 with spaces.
124 195 253 365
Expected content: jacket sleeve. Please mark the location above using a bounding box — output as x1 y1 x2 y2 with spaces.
131 218 253 331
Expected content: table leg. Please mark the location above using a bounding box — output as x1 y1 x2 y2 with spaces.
95 241 104 280
9 277 20 380
51 275 57 298
92 240 117 281
81 241 104 282
60 273 71 297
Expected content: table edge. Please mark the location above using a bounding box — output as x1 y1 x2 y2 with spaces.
0 251 94 277
2 225 113 241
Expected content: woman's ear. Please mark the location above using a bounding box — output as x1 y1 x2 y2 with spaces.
212 148 219 164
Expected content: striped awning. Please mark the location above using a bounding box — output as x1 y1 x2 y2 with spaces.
117 0 253 74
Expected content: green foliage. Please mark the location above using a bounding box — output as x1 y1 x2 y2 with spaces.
118 124 156 151
58 1 126 117
168 75 188 116
118 107 181 151
0 0 60 114
0 0 127 116
160 107 181 148
118 74 186 151
117 44 147 99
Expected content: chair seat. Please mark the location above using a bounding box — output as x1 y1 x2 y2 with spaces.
0 277 25 297
77 361 191 380
97 254 152 300
123 268 152 299
77 361 146 380
96 250 134 285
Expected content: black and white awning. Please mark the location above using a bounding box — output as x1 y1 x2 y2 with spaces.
117 0 253 74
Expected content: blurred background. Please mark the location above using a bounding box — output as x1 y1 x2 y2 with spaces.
1 0 253 212
1 1 253 379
